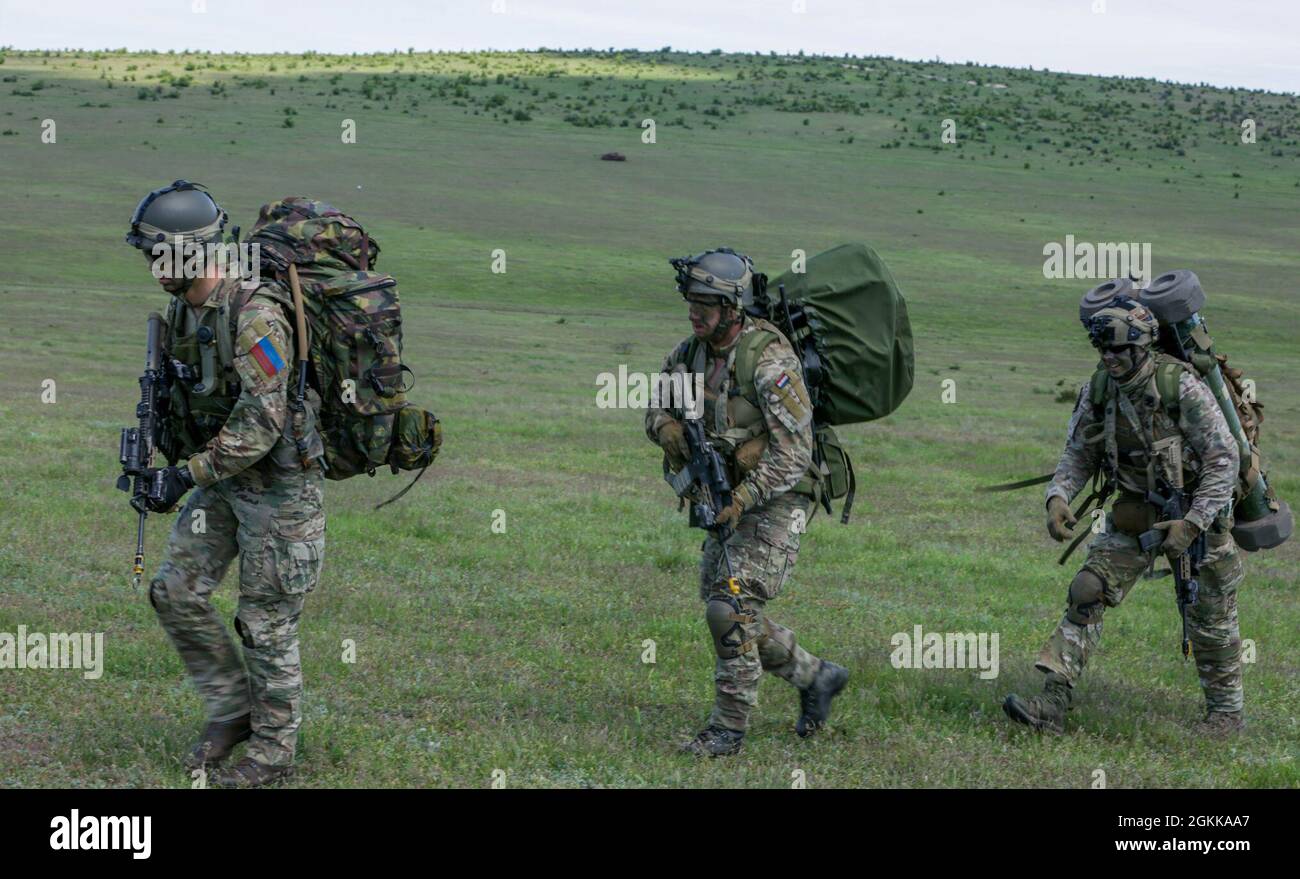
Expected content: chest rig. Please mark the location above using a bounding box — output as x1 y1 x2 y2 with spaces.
161 282 292 459
680 318 818 497
1092 354 1200 501
1059 353 1208 553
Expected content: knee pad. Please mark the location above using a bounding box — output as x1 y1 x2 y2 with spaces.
1066 569 1106 626
706 595 759 659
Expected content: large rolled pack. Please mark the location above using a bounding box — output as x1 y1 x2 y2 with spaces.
764 242 915 426
749 243 913 524
1081 270 1292 551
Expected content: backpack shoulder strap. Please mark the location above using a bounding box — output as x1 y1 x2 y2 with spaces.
215 284 255 370
1088 364 1110 419
733 329 778 404
1155 360 1184 420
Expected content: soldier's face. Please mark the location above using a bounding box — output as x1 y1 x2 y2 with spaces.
1100 345 1142 379
686 297 724 339
144 249 190 295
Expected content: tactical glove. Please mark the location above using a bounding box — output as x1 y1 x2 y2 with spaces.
657 419 689 471
734 435 768 473
143 464 195 513
1046 496 1077 542
715 484 756 528
1153 518 1200 559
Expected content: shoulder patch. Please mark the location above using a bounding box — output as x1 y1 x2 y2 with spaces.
237 313 289 383
763 368 812 434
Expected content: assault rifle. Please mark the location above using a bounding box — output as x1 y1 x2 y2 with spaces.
1138 474 1208 660
664 416 741 594
116 312 170 588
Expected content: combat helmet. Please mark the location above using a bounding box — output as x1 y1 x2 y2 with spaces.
670 247 756 306
125 179 227 251
1080 294 1158 352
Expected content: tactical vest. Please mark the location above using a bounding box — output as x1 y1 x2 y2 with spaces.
160 282 313 468
1089 353 1207 514
682 318 821 498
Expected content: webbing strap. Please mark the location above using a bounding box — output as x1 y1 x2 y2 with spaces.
975 473 1055 492
839 447 857 525
1155 361 1183 419
1057 477 1115 566
732 329 777 405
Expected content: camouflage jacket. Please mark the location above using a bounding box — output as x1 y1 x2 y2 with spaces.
168 275 321 488
1046 358 1239 530
646 315 814 509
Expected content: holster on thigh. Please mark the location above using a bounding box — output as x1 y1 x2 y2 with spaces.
706 593 762 659
1066 568 1106 626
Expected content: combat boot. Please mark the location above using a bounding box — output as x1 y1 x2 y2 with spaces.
210 756 293 789
682 726 745 757
1193 711 1246 737
1002 674 1071 734
182 714 251 771
796 659 849 738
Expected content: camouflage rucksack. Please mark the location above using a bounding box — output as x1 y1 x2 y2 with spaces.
247 197 441 495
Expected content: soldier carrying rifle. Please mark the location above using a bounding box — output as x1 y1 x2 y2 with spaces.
646 248 848 757
1003 291 1247 736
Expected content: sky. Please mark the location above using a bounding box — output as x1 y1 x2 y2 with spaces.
3 0 1298 93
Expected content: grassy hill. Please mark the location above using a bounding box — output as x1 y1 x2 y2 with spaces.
0 48 1296 788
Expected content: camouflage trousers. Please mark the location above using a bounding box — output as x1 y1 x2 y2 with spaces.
699 492 821 732
1036 518 1245 714
149 465 325 768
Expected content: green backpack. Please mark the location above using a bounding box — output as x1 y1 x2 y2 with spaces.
763 243 915 426
247 197 441 497
748 242 916 522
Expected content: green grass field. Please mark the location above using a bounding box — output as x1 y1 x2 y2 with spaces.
0 48 1296 788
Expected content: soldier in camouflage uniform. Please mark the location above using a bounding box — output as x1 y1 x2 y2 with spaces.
1004 295 1246 735
646 248 849 757
125 181 326 786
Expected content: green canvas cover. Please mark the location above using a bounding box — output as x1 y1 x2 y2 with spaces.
767 243 914 425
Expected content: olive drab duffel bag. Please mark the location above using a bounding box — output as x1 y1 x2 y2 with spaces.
749 242 916 522
246 197 441 503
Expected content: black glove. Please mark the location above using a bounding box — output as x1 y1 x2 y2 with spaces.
142 464 195 513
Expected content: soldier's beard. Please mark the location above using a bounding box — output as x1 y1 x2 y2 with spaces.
708 308 742 347
162 277 194 297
